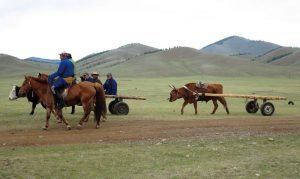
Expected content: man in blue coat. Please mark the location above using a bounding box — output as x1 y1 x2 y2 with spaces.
103 73 117 95
48 51 75 109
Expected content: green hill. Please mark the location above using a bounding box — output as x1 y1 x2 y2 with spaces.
77 43 159 74
2 43 299 79
97 47 300 77
0 54 55 77
255 47 300 66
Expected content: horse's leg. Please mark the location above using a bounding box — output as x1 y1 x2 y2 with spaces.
181 101 188 115
43 108 51 130
193 102 198 115
101 112 107 122
56 109 71 130
51 109 62 123
71 105 75 114
30 102 37 115
219 97 230 114
83 115 89 122
77 103 92 129
211 99 218 114
83 101 94 122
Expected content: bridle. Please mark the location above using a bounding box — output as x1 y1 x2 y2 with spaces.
28 77 32 88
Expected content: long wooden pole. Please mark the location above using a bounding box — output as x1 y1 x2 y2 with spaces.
105 95 146 100
199 93 287 100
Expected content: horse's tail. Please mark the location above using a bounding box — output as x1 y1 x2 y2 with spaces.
94 84 107 124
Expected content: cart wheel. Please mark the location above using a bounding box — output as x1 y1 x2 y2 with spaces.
245 100 259 113
288 101 294 105
113 102 129 115
108 100 118 114
260 102 275 116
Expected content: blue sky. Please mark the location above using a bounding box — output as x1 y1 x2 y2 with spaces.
1 0 299 60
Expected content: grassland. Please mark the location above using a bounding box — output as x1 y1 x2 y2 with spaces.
0 75 300 178
1 135 299 178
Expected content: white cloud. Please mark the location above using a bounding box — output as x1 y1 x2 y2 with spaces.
0 0 300 60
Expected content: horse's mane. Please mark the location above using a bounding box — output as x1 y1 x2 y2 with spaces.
29 76 48 84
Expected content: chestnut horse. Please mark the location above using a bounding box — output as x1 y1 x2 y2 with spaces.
169 83 229 115
18 75 107 130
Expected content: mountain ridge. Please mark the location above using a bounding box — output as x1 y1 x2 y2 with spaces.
200 36 281 58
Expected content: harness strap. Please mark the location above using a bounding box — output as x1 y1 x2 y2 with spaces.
28 78 32 87
183 85 198 95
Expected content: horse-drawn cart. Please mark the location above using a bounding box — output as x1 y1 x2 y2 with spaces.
105 95 146 115
199 92 287 116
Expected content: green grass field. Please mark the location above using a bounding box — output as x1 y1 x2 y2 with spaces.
1 75 300 178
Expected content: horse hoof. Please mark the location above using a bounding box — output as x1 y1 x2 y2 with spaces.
67 125 71 130
95 125 100 129
42 126 48 130
102 119 106 122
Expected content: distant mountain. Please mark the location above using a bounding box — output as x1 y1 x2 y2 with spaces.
0 54 55 77
25 57 60 64
200 36 281 59
77 43 160 74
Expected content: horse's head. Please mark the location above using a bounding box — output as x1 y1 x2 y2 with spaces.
168 85 180 102
8 84 20 101
18 76 32 97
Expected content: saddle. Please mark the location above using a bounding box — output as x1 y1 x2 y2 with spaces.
196 81 208 89
61 79 77 98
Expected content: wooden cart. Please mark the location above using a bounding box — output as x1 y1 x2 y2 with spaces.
105 95 146 115
198 93 287 116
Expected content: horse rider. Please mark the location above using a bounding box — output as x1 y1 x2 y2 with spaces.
103 72 117 95
48 51 75 109
91 71 102 84
81 72 94 82
66 53 77 84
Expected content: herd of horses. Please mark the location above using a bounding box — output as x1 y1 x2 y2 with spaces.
9 73 230 130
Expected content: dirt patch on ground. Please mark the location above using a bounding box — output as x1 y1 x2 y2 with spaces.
1 117 300 147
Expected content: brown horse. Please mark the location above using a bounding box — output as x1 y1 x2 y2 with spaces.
169 83 229 115
18 75 107 130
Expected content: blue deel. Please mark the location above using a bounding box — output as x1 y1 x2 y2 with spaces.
104 78 117 95
48 57 75 84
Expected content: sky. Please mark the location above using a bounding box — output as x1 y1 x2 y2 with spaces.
1 0 300 60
